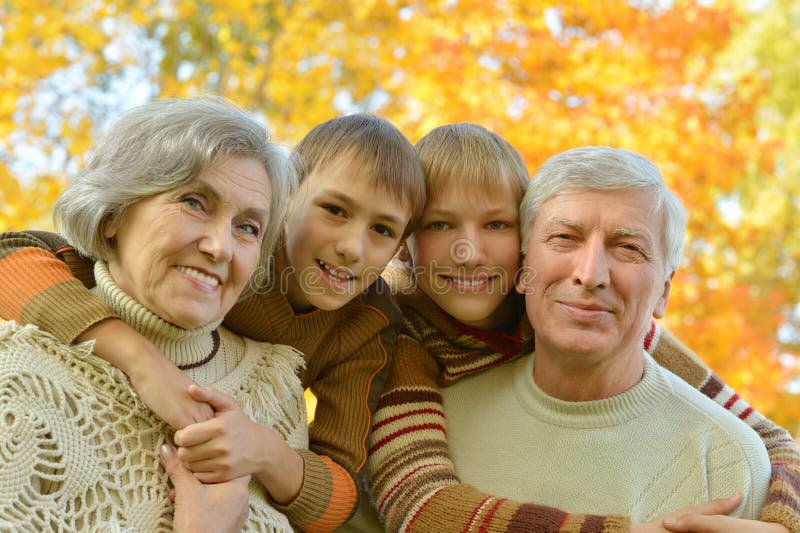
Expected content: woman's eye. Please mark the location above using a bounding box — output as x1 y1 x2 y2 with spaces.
182 197 205 211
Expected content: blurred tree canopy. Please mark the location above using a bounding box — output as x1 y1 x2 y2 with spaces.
1 0 798 434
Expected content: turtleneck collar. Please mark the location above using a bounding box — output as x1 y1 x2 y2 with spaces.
92 261 223 369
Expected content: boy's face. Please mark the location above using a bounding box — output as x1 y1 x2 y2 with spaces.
408 180 521 329
283 155 411 311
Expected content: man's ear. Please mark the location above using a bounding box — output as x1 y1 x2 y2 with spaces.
652 271 674 319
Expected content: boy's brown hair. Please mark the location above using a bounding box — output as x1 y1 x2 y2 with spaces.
415 123 530 209
293 113 426 235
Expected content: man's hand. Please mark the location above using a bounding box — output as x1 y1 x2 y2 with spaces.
630 495 744 533
78 319 214 429
175 385 304 504
159 443 250 533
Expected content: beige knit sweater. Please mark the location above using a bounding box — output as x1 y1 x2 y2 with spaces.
0 262 308 532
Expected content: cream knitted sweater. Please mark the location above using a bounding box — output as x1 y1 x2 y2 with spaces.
442 351 772 522
0 262 308 532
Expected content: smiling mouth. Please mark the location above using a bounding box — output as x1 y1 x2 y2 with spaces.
442 275 495 291
316 259 356 281
176 265 221 287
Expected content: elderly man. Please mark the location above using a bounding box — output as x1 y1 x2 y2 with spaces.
440 146 771 523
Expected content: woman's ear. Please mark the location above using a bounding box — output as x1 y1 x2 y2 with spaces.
102 216 118 240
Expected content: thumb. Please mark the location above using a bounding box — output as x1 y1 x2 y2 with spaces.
159 443 195 488
188 384 239 413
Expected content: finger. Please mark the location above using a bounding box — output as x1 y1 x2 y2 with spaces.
662 514 727 533
159 444 194 487
192 470 230 484
669 494 742 519
178 446 223 468
188 384 239 413
174 419 222 447
177 458 223 479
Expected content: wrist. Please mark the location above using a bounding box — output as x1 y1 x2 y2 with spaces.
256 435 304 505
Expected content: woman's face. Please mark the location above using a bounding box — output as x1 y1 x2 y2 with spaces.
105 156 271 329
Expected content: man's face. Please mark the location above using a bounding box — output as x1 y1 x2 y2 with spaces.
517 188 672 364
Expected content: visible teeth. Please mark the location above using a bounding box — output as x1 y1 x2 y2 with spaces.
451 278 488 286
318 260 354 280
177 266 220 286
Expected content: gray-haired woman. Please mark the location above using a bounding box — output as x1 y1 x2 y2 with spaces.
0 97 306 532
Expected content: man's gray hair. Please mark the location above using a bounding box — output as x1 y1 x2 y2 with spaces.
519 146 687 275
55 96 296 271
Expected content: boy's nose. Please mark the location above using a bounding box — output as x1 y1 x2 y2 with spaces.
334 225 363 264
452 229 486 267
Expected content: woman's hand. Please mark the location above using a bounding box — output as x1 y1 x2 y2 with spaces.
159 443 250 533
630 495 744 533
174 385 304 504
78 319 214 429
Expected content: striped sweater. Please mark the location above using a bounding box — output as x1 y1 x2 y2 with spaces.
367 275 800 533
0 230 402 533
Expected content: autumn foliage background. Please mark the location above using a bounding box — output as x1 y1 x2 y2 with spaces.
1 0 798 435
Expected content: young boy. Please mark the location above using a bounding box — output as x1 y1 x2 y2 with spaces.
367 123 800 532
0 112 426 532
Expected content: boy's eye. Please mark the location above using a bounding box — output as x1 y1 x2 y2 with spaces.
372 224 396 238
487 221 508 230
322 204 346 217
428 221 450 231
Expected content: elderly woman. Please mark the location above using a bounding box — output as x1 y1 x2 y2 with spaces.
0 97 307 532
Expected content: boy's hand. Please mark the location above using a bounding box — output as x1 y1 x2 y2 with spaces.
174 385 265 482
175 385 304 504
662 516 788 533
159 443 250 533
78 319 214 429
630 494 743 533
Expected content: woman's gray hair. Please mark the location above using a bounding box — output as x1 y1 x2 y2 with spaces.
519 146 687 275
54 96 296 274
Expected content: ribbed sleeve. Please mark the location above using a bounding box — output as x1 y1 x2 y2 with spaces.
0 231 114 344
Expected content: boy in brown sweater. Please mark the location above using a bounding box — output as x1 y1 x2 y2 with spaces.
0 112 425 532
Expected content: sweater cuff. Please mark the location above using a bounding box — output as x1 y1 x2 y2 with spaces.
22 279 116 345
275 449 357 533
